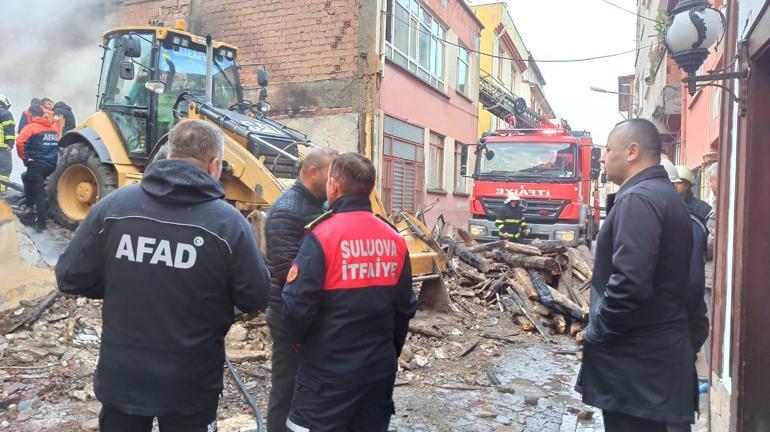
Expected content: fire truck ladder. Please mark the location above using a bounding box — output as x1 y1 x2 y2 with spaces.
479 72 546 129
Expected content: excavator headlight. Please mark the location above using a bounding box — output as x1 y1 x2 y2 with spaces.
256 100 271 113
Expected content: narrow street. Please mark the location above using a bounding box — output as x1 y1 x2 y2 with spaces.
3 0 769 429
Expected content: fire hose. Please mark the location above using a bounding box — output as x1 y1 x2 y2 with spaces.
225 355 266 432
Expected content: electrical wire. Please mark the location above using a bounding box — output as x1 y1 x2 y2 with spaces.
387 12 658 64
597 0 666 24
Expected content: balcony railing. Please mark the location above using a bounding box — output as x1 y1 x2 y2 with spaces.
479 72 546 128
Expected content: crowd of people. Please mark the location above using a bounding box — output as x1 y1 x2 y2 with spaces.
55 120 415 432
0 113 713 432
0 94 76 230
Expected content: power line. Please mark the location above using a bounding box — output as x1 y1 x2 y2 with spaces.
388 12 657 64
597 0 665 24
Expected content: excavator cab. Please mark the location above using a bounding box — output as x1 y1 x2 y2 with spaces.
51 24 301 228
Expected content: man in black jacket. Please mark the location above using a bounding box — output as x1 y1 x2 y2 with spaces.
53 101 77 133
576 119 695 432
264 146 337 432
283 153 416 431
55 120 271 432
674 165 711 224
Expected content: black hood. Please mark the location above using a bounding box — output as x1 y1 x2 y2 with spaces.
141 159 225 205
53 101 72 111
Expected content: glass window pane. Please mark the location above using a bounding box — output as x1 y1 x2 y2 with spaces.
418 30 431 69
384 137 392 156
386 115 423 143
394 139 416 161
409 19 417 58
436 42 444 79
429 38 437 75
394 4 409 54
421 7 432 27
410 0 419 15
102 33 154 107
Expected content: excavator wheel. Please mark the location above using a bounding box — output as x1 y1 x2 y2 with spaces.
48 143 117 230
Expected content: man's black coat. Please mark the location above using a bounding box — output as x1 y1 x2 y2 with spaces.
576 165 696 424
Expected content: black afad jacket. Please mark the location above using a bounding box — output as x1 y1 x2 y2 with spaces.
55 159 270 417
283 194 417 388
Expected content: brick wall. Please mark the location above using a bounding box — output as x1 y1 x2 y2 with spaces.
114 0 362 104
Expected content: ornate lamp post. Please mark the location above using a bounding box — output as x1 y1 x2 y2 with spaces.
664 0 746 97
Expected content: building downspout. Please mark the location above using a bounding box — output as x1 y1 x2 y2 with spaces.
681 82 688 166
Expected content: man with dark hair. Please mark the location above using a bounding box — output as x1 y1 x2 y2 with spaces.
17 98 42 133
55 119 271 432
53 101 77 134
576 119 695 431
16 105 59 230
283 153 417 432
264 146 338 432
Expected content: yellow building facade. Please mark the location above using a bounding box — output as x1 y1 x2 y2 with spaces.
471 2 555 138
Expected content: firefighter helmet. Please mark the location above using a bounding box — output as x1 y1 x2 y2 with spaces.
0 94 10 109
676 165 695 185
661 158 681 183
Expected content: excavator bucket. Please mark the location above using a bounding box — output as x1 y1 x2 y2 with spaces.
0 198 56 313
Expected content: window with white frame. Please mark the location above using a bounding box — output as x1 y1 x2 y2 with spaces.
454 143 469 193
457 45 469 96
428 132 444 190
385 0 446 91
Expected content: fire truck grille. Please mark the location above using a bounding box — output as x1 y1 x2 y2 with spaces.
480 197 570 224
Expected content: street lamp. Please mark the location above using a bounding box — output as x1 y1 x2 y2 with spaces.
590 86 631 96
664 0 747 97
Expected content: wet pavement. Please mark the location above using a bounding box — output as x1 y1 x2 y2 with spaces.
391 338 603 432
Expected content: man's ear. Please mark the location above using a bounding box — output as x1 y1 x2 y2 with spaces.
208 156 221 179
626 142 641 162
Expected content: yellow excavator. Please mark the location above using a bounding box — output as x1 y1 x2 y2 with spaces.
46 22 449 308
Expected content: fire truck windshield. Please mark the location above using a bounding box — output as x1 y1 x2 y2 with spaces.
478 142 577 179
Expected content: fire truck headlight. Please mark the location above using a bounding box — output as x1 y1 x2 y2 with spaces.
469 224 487 237
554 230 576 242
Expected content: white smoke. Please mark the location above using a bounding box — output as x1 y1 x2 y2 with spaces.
0 0 117 182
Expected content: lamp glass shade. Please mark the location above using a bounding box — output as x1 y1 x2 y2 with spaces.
666 7 723 54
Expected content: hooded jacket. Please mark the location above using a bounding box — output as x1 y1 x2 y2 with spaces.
53 102 77 133
16 117 59 168
55 159 270 417
576 165 695 424
264 180 326 328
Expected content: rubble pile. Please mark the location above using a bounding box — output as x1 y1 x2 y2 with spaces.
442 236 595 342
0 234 598 430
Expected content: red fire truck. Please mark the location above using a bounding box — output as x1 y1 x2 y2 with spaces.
460 127 602 245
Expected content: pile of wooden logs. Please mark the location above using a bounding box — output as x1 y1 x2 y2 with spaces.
448 234 595 342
